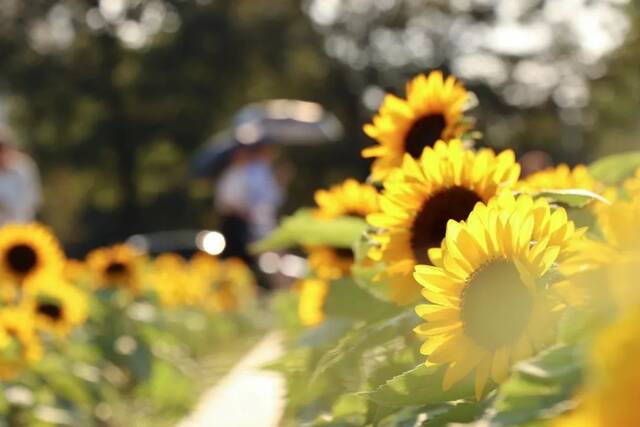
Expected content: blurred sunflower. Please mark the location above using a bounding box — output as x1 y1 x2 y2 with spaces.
211 258 256 312
0 223 64 283
298 278 329 327
554 191 640 311
306 246 354 280
368 140 520 304
516 164 613 211
0 307 42 379
22 275 88 337
623 167 640 195
64 258 90 285
307 179 379 280
220 257 255 289
153 252 185 270
210 281 239 313
150 253 206 309
414 194 579 399
362 71 471 180
517 164 598 193
552 309 640 427
596 190 640 252
189 252 221 282
314 178 379 220
86 244 143 292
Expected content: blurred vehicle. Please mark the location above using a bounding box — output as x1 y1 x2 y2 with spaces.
126 229 226 258
191 99 343 178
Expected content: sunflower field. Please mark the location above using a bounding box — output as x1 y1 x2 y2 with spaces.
259 71 640 426
0 223 261 426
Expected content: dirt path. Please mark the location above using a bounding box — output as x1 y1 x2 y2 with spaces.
177 332 285 427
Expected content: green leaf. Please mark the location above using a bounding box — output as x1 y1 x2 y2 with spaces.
296 318 354 349
515 345 582 383
536 189 611 208
376 401 482 427
332 393 368 420
251 209 367 252
360 364 474 408
589 150 640 185
351 235 394 303
557 307 603 344
270 290 303 336
323 278 400 322
135 360 195 412
490 345 583 426
312 310 419 383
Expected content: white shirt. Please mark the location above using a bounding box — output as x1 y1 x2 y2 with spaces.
214 159 283 241
0 154 42 225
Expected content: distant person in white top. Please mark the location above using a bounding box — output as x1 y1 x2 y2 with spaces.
215 144 283 256
215 144 285 292
0 126 42 225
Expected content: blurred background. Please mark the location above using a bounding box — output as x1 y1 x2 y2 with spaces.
0 0 637 256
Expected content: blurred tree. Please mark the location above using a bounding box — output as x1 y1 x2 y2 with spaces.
302 0 633 161
0 0 637 254
586 0 640 158
0 0 367 253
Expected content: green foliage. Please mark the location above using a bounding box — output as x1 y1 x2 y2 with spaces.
323 278 400 322
536 189 611 208
489 345 583 426
558 307 605 344
270 290 304 336
376 401 483 427
360 364 475 408
351 235 394 303
251 209 368 253
312 310 419 384
589 151 640 185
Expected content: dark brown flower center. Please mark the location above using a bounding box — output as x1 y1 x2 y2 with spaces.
404 113 447 158
106 261 128 277
410 186 482 264
334 248 354 259
6 244 38 275
37 302 63 321
461 259 533 350
345 211 365 219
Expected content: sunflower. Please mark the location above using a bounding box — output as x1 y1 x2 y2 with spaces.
153 252 186 270
362 71 471 180
367 140 520 305
210 258 256 313
413 194 580 399
306 246 354 280
22 274 88 337
307 179 379 280
314 178 379 220
221 257 256 291
86 244 143 292
189 252 221 282
553 191 640 311
0 307 42 379
151 253 208 309
516 164 613 211
517 164 598 192
623 167 640 195
64 258 90 285
298 278 329 327
552 309 640 427
0 223 65 284
596 189 640 252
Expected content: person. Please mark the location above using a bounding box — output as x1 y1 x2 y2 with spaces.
0 126 42 225
520 150 552 178
215 143 283 288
